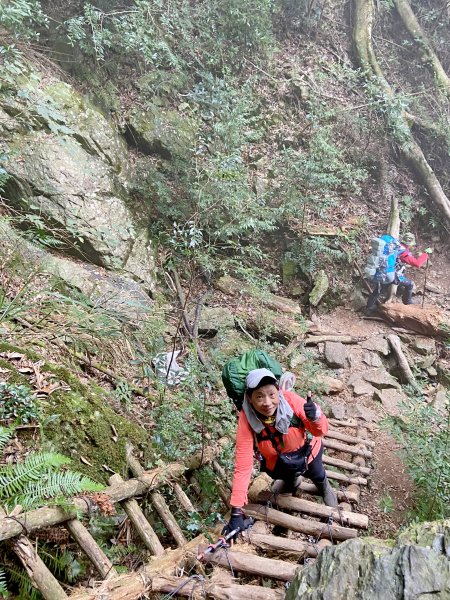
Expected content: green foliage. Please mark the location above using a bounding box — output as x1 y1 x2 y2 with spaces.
379 493 394 514
0 450 103 510
0 567 8 598
5 567 41 600
386 388 450 521
0 382 39 424
0 425 14 453
0 0 47 40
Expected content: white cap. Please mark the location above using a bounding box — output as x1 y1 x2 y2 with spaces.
246 368 278 390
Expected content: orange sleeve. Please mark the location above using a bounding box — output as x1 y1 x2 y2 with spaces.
284 391 329 437
230 410 255 508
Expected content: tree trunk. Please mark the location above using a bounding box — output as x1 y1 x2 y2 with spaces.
379 303 450 338
353 0 450 227
395 0 450 97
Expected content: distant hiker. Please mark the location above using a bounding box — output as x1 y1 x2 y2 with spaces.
222 368 337 539
364 232 432 315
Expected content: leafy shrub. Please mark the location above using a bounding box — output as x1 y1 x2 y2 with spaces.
0 382 39 424
386 389 450 521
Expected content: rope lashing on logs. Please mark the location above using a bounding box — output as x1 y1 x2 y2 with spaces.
161 574 206 599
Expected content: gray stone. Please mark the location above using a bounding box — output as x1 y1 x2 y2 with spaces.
289 352 307 369
347 405 379 422
309 270 329 307
351 379 377 398
362 368 401 390
317 374 345 395
286 520 450 600
193 307 235 334
324 342 347 369
0 71 156 287
433 386 449 415
412 337 437 356
374 388 407 417
417 354 436 369
361 336 390 356
427 366 438 377
362 352 383 368
350 289 367 311
329 402 347 420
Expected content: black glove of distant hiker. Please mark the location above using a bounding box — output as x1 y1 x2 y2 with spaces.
221 508 248 540
304 391 318 421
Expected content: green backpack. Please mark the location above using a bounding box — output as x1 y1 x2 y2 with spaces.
222 349 283 411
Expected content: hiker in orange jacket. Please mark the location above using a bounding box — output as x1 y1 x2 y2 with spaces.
222 368 337 537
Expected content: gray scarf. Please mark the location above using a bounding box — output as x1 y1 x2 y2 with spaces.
242 390 293 434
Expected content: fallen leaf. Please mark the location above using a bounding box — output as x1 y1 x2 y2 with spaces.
110 424 118 443
18 367 34 373
0 352 24 360
80 456 93 467
37 382 61 395
102 464 115 474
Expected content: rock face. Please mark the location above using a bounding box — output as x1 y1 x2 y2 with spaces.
309 270 329 307
286 520 450 600
0 69 156 288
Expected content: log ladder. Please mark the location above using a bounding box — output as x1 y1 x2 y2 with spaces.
0 421 373 599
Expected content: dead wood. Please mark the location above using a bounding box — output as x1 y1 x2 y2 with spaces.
323 454 371 476
244 504 357 540
323 438 372 459
242 530 319 558
151 492 187 547
387 334 418 387
304 335 363 345
379 303 449 338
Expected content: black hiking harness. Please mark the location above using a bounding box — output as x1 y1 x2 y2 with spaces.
253 412 318 480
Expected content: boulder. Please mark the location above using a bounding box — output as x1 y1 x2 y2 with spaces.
215 276 302 315
347 405 379 422
193 307 235 335
361 336 390 356
309 270 329 307
362 352 383 368
286 520 450 600
417 353 436 370
351 379 377 398
324 342 347 369
317 374 345 395
374 388 408 417
433 386 449 415
362 368 401 390
0 70 156 287
329 402 347 420
411 337 437 356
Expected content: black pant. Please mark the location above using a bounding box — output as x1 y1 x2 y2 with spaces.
366 277 413 311
302 443 326 484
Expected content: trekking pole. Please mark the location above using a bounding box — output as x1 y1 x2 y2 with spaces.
196 518 255 561
421 255 431 309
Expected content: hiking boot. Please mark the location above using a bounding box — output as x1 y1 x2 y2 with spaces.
315 476 338 507
404 298 420 305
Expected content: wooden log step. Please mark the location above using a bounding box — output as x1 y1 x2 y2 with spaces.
153 574 285 599
109 473 164 556
329 418 359 428
242 531 323 558
0 439 228 543
323 455 371 476
323 439 372 459
198 545 298 581
244 504 357 541
297 481 359 503
65 519 117 579
252 493 368 529
326 469 367 486
173 482 197 513
151 491 187 547
326 430 375 448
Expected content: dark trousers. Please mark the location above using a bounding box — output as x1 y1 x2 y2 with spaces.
366 277 413 311
303 443 326 484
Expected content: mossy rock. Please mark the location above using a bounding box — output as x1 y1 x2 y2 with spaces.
0 342 151 482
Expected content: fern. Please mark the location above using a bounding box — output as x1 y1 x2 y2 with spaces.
16 470 103 510
0 453 69 503
0 426 14 454
0 566 8 598
6 567 42 600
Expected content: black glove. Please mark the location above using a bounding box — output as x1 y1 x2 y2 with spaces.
304 391 317 421
221 508 247 540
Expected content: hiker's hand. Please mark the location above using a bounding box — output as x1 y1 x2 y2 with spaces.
221 508 247 540
304 391 318 421
424 247 433 254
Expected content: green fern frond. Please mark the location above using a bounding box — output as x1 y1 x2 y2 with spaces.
16 470 103 510
0 426 14 454
6 567 42 600
0 453 70 502
0 566 9 598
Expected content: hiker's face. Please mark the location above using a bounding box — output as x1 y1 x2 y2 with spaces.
250 384 280 416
